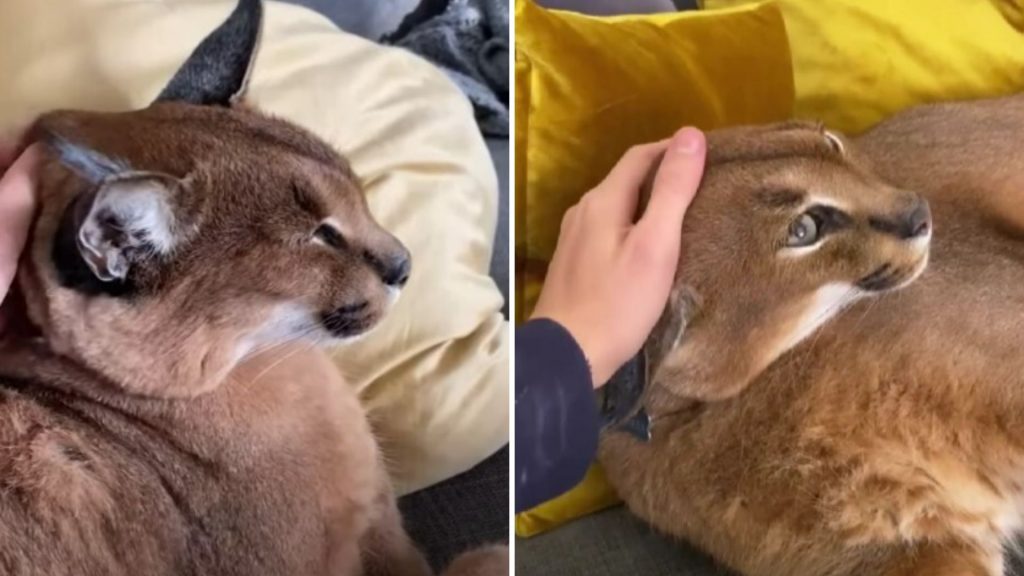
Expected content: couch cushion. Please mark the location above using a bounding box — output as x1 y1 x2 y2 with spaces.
703 0 1024 134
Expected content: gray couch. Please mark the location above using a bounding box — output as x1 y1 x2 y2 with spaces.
517 507 733 576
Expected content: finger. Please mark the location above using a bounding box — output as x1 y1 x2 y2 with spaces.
634 127 706 242
558 203 579 236
0 144 43 303
546 203 581 275
0 126 31 169
592 139 672 225
0 141 17 169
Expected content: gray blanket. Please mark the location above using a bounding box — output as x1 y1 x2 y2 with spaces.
387 0 509 137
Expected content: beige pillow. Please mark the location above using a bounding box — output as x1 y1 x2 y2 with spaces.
0 0 508 494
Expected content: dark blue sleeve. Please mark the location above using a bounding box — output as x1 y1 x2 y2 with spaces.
515 318 599 513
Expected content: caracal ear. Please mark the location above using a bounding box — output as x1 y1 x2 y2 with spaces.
155 0 263 107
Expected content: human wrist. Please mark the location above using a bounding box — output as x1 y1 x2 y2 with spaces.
530 313 615 388
526 315 599 387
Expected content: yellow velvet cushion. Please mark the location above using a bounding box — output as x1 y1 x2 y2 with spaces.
514 0 795 535
703 0 1024 134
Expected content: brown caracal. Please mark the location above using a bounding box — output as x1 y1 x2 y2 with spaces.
601 97 1024 575
0 0 506 574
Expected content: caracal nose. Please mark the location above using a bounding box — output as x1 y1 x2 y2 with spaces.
382 253 411 287
363 245 411 288
868 197 931 240
903 198 931 239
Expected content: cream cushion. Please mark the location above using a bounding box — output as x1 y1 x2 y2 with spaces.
0 0 508 494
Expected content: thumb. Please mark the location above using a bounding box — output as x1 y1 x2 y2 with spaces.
634 127 706 242
0 144 42 304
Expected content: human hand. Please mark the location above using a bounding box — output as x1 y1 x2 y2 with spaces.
0 142 42 338
531 127 707 388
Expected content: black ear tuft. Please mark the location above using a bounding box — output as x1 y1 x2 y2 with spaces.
155 0 263 106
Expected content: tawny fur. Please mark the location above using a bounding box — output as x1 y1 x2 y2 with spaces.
0 68 504 576
600 95 1024 576
0 1 507 572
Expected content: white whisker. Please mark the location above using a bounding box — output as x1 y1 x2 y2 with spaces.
250 340 318 387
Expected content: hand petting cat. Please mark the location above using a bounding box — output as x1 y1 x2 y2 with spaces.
0 141 41 338
530 127 706 387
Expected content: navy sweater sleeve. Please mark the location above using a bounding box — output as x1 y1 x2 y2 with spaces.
515 318 599 512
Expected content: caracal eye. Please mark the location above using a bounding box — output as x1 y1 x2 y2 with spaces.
313 223 346 250
787 213 821 247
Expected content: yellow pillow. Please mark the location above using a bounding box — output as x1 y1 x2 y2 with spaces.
0 0 507 495
515 0 794 323
515 463 621 537
703 0 1024 134
514 0 795 534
